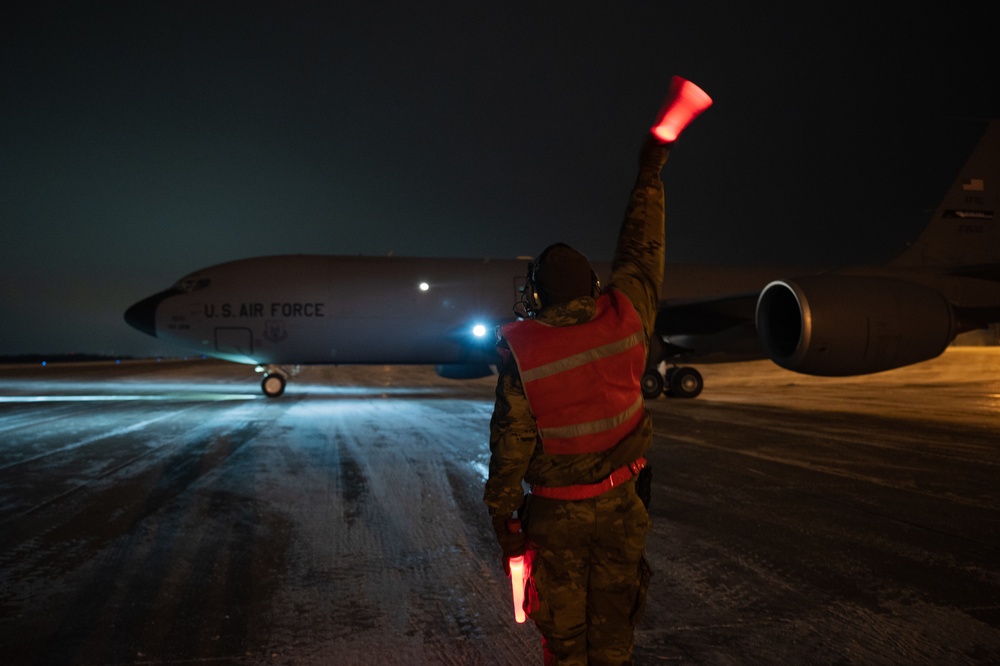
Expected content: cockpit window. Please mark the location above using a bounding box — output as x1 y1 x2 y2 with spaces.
174 277 211 292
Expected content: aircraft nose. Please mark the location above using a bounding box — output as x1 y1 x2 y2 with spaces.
124 290 174 337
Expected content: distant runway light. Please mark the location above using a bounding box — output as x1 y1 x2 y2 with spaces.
472 324 487 337
419 282 430 291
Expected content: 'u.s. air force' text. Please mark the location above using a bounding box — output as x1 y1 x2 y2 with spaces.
204 303 326 318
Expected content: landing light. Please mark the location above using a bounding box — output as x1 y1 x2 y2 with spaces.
472 324 487 338
419 282 430 291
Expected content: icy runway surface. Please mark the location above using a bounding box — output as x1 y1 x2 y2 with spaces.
0 350 998 665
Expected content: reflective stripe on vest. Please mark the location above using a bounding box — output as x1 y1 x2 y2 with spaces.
500 289 646 455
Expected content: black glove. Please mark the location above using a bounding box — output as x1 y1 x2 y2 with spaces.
639 135 670 171
491 514 526 577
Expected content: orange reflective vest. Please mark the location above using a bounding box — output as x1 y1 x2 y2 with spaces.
499 289 647 455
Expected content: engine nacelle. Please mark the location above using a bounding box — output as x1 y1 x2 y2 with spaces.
755 275 956 376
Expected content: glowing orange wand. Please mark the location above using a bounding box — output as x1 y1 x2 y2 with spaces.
508 554 527 623
505 515 527 624
651 76 713 144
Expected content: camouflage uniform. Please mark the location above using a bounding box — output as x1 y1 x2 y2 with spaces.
485 138 667 665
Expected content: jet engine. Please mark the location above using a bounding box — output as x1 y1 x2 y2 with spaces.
755 275 956 376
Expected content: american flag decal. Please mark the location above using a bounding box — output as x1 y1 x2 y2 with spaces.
962 178 985 191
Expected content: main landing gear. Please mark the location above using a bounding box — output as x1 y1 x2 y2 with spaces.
641 365 703 399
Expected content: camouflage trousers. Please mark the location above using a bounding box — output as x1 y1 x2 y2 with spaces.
523 482 652 666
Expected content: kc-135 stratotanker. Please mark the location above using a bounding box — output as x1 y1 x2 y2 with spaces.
126 120 1000 398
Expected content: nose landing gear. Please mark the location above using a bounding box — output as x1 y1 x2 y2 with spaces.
261 372 287 397
256 364 292 397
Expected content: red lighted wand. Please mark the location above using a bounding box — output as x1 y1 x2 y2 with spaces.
509 554 527 623
506 516 527 623
650 76 713 143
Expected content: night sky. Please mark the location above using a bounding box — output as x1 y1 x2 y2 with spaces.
2 2 999 357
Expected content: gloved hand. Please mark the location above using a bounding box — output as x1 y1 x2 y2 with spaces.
492 514 526 577
639 135 670 171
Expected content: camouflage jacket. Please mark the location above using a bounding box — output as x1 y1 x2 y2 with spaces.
484 140 668 519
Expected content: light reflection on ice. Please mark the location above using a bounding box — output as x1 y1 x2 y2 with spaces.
0 379 453 402
0 394 256 403
285 384 449 397
469 460 489 482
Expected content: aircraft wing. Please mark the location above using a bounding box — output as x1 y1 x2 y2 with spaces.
657 293 759 336
653 293 766 364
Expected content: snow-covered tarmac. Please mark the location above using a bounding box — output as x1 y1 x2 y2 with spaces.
1 350 998 664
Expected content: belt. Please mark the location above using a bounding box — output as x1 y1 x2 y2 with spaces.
531 457 647 501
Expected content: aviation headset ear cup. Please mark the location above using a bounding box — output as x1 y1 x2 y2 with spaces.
529 287 542 313
527 263 542 313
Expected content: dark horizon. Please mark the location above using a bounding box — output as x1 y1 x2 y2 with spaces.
3 3 999 357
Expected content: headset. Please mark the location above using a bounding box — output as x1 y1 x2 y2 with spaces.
515 244 601 318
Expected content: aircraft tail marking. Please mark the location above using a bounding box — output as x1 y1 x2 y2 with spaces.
891 120 1000 269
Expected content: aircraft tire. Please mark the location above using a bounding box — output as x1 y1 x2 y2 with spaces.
641 371 665 399
663 367 677 397
261 373 287 398
669 366 703 399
